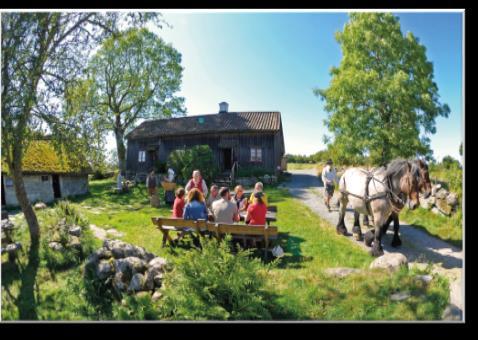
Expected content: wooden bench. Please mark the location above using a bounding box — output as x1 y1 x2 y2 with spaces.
151 217 278 258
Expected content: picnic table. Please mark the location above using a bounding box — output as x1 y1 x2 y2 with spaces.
238 210 277 225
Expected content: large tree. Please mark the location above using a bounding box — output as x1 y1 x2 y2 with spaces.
1 12 162 246
69 27 185 175
315 13 450 165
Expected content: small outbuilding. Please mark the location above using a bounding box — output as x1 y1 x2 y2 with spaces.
1 140 92 207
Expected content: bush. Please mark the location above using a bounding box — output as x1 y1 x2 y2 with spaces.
167 145 219 184
41 200 96 271
112 294 162 320
159 235 276 320
237 165 270 178
155 160 168 174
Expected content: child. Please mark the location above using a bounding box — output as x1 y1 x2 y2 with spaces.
172 188 186 218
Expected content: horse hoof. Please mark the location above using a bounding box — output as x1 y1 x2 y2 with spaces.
353 233 363 241
336 226 347 236
364 231 374 247
391 238 402 248
371 247 384 257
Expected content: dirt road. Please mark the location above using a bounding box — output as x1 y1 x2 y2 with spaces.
284 169 463 320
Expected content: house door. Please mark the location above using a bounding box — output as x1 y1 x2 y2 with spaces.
52 174 61 199
222 148 232 170
1 175 6 206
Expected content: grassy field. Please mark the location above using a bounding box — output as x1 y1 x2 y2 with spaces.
286 163 319 170
1 178 450 320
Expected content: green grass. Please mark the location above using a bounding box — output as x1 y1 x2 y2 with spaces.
2 178 450 320
286 163 318 170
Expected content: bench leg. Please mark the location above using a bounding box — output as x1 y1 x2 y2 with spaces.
264 235 269 261
161 230 174 248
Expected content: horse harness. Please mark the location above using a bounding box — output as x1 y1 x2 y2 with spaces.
340 169 405 215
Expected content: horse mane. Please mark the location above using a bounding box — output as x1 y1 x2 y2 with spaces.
384 158 411 178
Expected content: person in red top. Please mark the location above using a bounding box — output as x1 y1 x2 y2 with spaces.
245 192 267 226
172 187 186 218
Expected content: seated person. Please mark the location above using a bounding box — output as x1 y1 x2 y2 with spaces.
183 188 208 220
232 185 247 211
245 192 267 226
211 187 240 224
247 182 268 207
206 184 220 210
172 187 186 218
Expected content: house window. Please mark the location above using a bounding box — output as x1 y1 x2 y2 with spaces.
138 150 146 163
41 175 49 182
250 147 262 162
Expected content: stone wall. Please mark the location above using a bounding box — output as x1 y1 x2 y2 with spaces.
2 174 89 206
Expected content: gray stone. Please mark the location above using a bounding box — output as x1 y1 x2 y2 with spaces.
324 267 362 278
149 257 168 271
431 184 442 196
68 226 82 237
69 236 82 250
390 291 411 301
48 241 64 252
415 275 433 284
442 304 462 321
128 273 146 292
435 188 449 200
95 248 113 260
34 202 47 210
152 290 163 301
114 257 147 275
419 196 435 210
1 219 15 230
431 207 447 217
96 260 114 280
112 272 128 293
5 242 22 254
446 193 459 207
153 274 163 287
435 198 452 216
370 253 408 272
106 228 124 238
144 270 155 291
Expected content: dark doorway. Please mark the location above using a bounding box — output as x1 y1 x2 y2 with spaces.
222 148 232 170
1 175 6 206
52 174 61 199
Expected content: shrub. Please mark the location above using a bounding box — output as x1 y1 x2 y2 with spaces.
41 200 95 271
112 294 161 320
167 145 219 184
237 165 270 178
155 160 168 174
159 235 276 320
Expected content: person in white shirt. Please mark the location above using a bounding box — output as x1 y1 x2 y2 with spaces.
321 159 338 212
167 168 175 182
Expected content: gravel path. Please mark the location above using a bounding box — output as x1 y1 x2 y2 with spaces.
284 169 464 320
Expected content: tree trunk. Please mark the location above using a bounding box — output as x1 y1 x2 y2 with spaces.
115 128 127 175
11 163 40 247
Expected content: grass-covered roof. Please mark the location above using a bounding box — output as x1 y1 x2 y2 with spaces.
2 140 92 175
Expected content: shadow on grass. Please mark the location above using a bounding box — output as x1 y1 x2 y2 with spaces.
16 241 40 320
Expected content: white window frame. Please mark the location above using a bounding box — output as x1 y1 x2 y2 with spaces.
138 150 146 163
250 147 262 162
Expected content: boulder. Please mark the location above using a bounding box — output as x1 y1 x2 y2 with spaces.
446 193 459 207
68 236 82 250
128 273 146 292
1 219 15 230
95 248 113 260
431 184 442 196
96 260 114 280
415 275 433 284
370 253 408 272
114 257 147 275
435 198 452 216
152 290 163 301
149 257 168 271
68 226 82 237
112 271 128 293
144 270 155 291
5 242 22 254
153 274 163 287
34 202 47 210
435 188 449 200
324 267 362 278
48 241 65 252
419 196 435 210
390 291 411 301
442 304 462 321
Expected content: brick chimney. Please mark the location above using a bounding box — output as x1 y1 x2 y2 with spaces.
219 102 229 113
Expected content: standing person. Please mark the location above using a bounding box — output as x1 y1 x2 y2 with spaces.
232 185 247 211
211 187 240 224
185 170 208 197
206 185 220 210
321 159 338 212
245 192 267 226
172 188 186 218
117 171 124 191
146 170 157 197
247 182 268 207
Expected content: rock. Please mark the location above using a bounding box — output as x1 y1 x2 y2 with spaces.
390 291 411 301
370 253 408 272
68 226 82 237
128 273 146 292
48 242 64 252
149 257 168 271
415 275 433 284
431 184 441 196
442 303 462 321
435 188 448 200
446 193 459 207
1 219 15 230
153 274 163 287
106 228 124 238
95 248 113 260
152 290 162 301
324 267 362 278
114 257 147 275
435 198 452 216
96 260 114 280
34 202 47 210
431 207 446 216
5 242 22 254
69 236 82 250
144 270 155 291
419 196 435 210
112 272 128 293
85 252 99 268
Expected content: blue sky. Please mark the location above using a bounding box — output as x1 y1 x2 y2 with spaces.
108 11 463 162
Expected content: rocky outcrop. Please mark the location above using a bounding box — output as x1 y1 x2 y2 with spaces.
370 253 408 272
86 239 168 299
421 184 460 217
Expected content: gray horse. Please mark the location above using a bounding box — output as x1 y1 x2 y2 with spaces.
336 159 422 257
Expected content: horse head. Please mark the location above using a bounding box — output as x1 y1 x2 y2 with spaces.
415 159 432 198
399 161 421 210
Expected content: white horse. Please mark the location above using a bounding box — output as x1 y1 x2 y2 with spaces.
336 159 421 257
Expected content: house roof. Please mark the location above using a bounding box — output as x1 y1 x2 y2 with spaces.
126 111 282 140
2 140 92 175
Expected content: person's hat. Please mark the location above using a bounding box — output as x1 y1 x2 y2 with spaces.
326 159 333 165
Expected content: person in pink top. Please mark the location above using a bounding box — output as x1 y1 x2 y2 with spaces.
245 192 267 226
172 188 186 218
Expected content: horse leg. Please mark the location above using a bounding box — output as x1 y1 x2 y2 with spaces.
380 213 394 237
352 211 363 241
391 213 402 247
371 211 386 257
363 214 370 227
336 195 348 236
